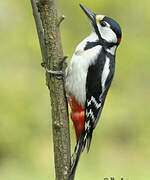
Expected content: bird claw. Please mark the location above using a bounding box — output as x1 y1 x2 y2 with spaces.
41 56 68 79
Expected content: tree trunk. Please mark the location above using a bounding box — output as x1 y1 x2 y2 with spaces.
30 0 71 179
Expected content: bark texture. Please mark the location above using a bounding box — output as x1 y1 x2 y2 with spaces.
30 0 71 179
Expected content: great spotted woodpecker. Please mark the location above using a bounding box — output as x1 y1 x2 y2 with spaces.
65 4 122 179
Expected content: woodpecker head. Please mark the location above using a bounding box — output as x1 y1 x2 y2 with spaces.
80 4 122 47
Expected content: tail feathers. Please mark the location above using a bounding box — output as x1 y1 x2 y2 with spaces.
69 131 87 180
86 129 93 153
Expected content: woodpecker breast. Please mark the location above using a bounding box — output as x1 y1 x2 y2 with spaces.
65 33 102 107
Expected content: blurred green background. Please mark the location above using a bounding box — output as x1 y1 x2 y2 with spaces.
0 0 150 179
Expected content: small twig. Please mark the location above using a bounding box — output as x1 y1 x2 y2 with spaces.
30 0 47 62
57 15 65 26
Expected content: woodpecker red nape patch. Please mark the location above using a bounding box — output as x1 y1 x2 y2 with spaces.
67 97 85 141
117 37 121 44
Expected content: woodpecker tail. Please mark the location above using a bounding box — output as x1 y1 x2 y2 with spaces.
86 129 93 153
69 130 87 180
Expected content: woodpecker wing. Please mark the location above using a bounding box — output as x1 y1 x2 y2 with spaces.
70 50 115 180
85 51 115 152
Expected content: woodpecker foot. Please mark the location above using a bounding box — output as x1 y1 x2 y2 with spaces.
41 61 46 68
41 56 68 79
45 68 64 76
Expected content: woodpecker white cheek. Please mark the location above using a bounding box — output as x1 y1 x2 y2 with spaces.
98 24 117 43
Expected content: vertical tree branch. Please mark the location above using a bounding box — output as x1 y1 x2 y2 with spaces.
30 0 71 179
30 0 47 62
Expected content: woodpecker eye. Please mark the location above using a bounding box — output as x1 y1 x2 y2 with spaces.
100 21 107 27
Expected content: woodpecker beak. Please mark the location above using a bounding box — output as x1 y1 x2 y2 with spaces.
80 4 96 25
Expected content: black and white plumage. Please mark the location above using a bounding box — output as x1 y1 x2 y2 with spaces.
65 4 122 180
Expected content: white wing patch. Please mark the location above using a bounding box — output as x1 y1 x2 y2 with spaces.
85 120 90 130
101 56 110 92
86 109 95 123
87 96 102 109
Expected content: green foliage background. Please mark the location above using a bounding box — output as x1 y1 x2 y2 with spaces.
0 0 149 179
